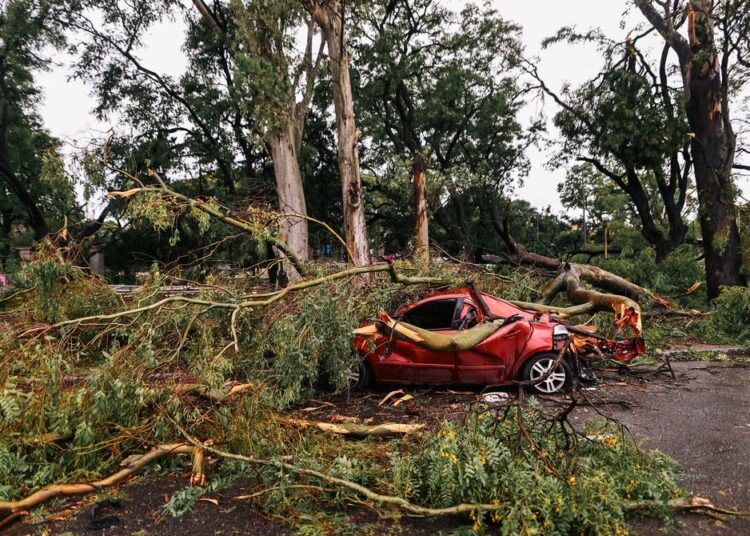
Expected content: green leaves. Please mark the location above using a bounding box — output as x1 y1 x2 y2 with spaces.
391 411 681 534
354 0 529 189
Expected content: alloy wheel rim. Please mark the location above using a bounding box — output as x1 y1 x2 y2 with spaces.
529 358 566 393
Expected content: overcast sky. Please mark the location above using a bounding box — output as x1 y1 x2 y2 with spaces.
32 1 678 216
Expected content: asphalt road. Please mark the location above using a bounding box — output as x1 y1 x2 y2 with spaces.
578 360 750 535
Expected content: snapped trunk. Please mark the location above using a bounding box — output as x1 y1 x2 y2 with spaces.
681 1 745 298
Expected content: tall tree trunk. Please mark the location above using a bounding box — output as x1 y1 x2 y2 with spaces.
412 153 428 265
682 2 744 298
267 126 309 280
636 0 746 298
307 1 370 266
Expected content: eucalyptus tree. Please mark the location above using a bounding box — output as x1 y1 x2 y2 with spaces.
353 0 533 260
633 0 750 297
529 30 693 262
66 1 246 194
67 1 327 274
226 0 327 272
297 0 370 267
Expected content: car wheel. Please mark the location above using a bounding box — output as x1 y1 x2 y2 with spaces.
520 353 573 395
348 360 372 390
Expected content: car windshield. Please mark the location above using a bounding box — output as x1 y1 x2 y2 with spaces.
400 298 458 330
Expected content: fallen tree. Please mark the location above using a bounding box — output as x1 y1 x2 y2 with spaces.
482 201 676 334
0 176 707 534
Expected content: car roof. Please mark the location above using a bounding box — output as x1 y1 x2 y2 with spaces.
400 288 535 320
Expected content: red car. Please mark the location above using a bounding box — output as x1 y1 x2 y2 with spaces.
352 285 644 394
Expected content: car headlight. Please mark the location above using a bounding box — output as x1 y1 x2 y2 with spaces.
552 325 569 349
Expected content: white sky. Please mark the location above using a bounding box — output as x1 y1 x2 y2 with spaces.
33 1 728 216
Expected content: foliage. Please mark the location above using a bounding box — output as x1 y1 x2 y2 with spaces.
15 245 119 323
163 473 237 518
592 245 706 308
706 286 750 343
0 254 692 534
391 411 681 534
0 0 79 243
353 0 537 257
542 24 695 259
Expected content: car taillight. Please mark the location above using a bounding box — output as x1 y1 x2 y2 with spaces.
552 324 569 350
353 322 377 354
354 334 369 354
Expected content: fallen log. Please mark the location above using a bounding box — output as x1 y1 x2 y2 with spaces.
542 266 642 335
173 382 256 403
484 200 667 308
626 496 749 518
481 202 664 335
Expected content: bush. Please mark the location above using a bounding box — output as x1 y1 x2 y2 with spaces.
707 286 750 343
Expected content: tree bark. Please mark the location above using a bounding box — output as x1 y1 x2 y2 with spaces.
263 128 310 278
684 3 744 296
306 0 370 266
636 0 746 298
412 153 429 265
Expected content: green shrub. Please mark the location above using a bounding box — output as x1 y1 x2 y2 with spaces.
707 286 750 343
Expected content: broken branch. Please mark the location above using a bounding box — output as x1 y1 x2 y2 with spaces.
174 423 502 517
282 418 425 437
0 444 198 515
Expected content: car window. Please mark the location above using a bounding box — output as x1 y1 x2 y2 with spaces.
458 302 479 330
401 299 459 330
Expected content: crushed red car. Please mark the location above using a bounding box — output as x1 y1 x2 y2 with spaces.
352 285 644 394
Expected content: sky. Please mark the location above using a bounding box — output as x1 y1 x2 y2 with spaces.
32 1 675 216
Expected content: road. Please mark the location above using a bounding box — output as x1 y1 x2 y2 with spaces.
580 360 750 535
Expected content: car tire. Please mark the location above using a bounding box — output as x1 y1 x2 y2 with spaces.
519 353 573 395
348 360 372 391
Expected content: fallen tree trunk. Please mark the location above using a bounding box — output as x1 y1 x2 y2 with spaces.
482 201 672 335
482 253 656 304
541 265 642 335
484 200 665 306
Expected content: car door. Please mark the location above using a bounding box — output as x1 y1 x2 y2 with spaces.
378 298 461 384
455 303 519 385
